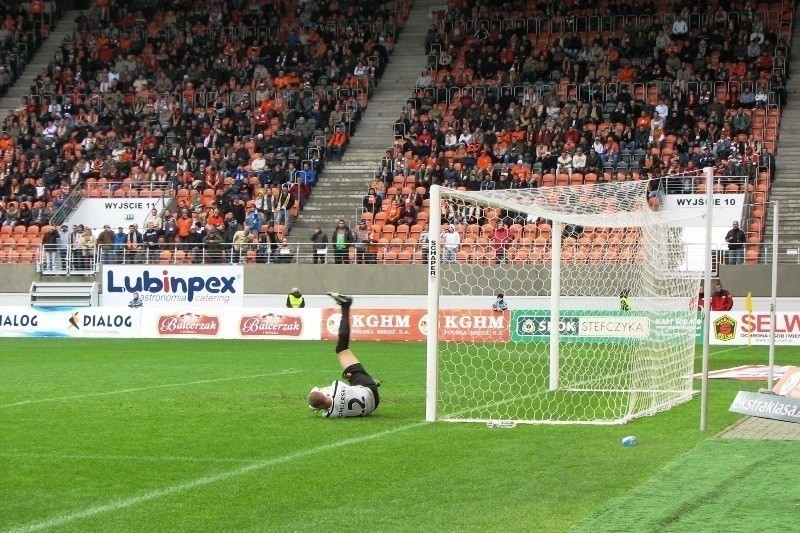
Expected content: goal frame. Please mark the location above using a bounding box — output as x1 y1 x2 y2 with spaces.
425 170 715 425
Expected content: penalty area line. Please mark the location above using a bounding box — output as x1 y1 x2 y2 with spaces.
8 422 426 533
0 452 256 465
0 370 301 409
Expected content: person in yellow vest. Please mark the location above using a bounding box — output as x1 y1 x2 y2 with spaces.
619 289 632 311
286 287 305 308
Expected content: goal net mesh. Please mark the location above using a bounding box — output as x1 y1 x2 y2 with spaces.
429 180 705 425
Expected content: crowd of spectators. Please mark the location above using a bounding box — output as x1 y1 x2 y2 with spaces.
1 0 794 266
0 0 408 264
0 0 59 97
351 0 787 254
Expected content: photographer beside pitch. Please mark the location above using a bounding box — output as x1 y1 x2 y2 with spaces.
308 293 381 418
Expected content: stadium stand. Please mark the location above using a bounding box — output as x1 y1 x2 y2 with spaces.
0 0 409 267
0 0 794 267
0 0 62 98
351 0 791 265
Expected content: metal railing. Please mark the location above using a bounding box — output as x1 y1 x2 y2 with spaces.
50 188 83 227
20 239 800 275
439 9 792 39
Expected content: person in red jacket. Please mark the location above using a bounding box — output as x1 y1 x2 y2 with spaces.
710 282 733 311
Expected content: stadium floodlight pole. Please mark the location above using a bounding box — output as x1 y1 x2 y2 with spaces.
768 201 779 388
549 219 562 391
426 184 442 422
700 166 714 431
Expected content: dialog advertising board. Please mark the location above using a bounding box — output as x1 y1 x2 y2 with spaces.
0 307 140 337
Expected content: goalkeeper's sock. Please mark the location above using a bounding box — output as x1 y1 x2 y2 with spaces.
336 304 350 354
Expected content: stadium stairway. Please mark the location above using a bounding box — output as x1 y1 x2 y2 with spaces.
292 0 439 240
0 11 79 120
764 16 800 256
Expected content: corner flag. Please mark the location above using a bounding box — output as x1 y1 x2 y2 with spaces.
745 292 754 345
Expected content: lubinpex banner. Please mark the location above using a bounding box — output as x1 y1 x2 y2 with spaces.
101 265 245 307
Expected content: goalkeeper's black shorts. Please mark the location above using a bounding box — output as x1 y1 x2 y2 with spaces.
343 363 380 407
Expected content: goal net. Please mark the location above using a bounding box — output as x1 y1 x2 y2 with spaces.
425 180 706 425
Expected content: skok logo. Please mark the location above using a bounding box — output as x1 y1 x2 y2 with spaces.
106 269 237 302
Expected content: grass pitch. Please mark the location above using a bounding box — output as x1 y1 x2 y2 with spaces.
1 339 798 532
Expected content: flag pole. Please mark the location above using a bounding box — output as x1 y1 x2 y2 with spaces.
768 201 778 389
745 291 753 346
700 166 714 431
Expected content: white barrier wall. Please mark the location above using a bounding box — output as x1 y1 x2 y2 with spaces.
0 307 321 340
3 305 799 345
662 194 746 224
67 198 167 231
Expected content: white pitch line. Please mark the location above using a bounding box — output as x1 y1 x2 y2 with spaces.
0 452 254 464
0 370 301 409
7 422 426 533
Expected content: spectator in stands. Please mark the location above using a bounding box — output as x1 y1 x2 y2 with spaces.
398 198 417 226
326 126 348 161
112 227 126 264
77 228 96 270
363 188 380 215
354 220 374 264
57 224 70 267
2 202 19 227
162 210 178 244
492 220 512 263
732 109 752 135
203 226 225 264
275 184 294 233
125 224 143 264
257 224 279 264
176 209 192 243
96 224 115 264
42 226 59 271
725 221 747 265
143 222 160 263
143 208 162 231
17 204 32 228
186 224 205 263
442 226 461 264
232 226 255 263
245 205 264 234
331 219 353 265
385 199 401 226
275 237 295 264
310 226 329 264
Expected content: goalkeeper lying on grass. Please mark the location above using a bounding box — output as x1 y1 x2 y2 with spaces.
308 293 381 418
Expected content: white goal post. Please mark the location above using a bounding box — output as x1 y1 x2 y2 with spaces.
426 177 709 425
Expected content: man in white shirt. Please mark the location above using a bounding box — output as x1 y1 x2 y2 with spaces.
308 293 381 418
251 153 266 173
442 226 461 264
671 15 688 39
556 151 573 176
143 208 163 230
